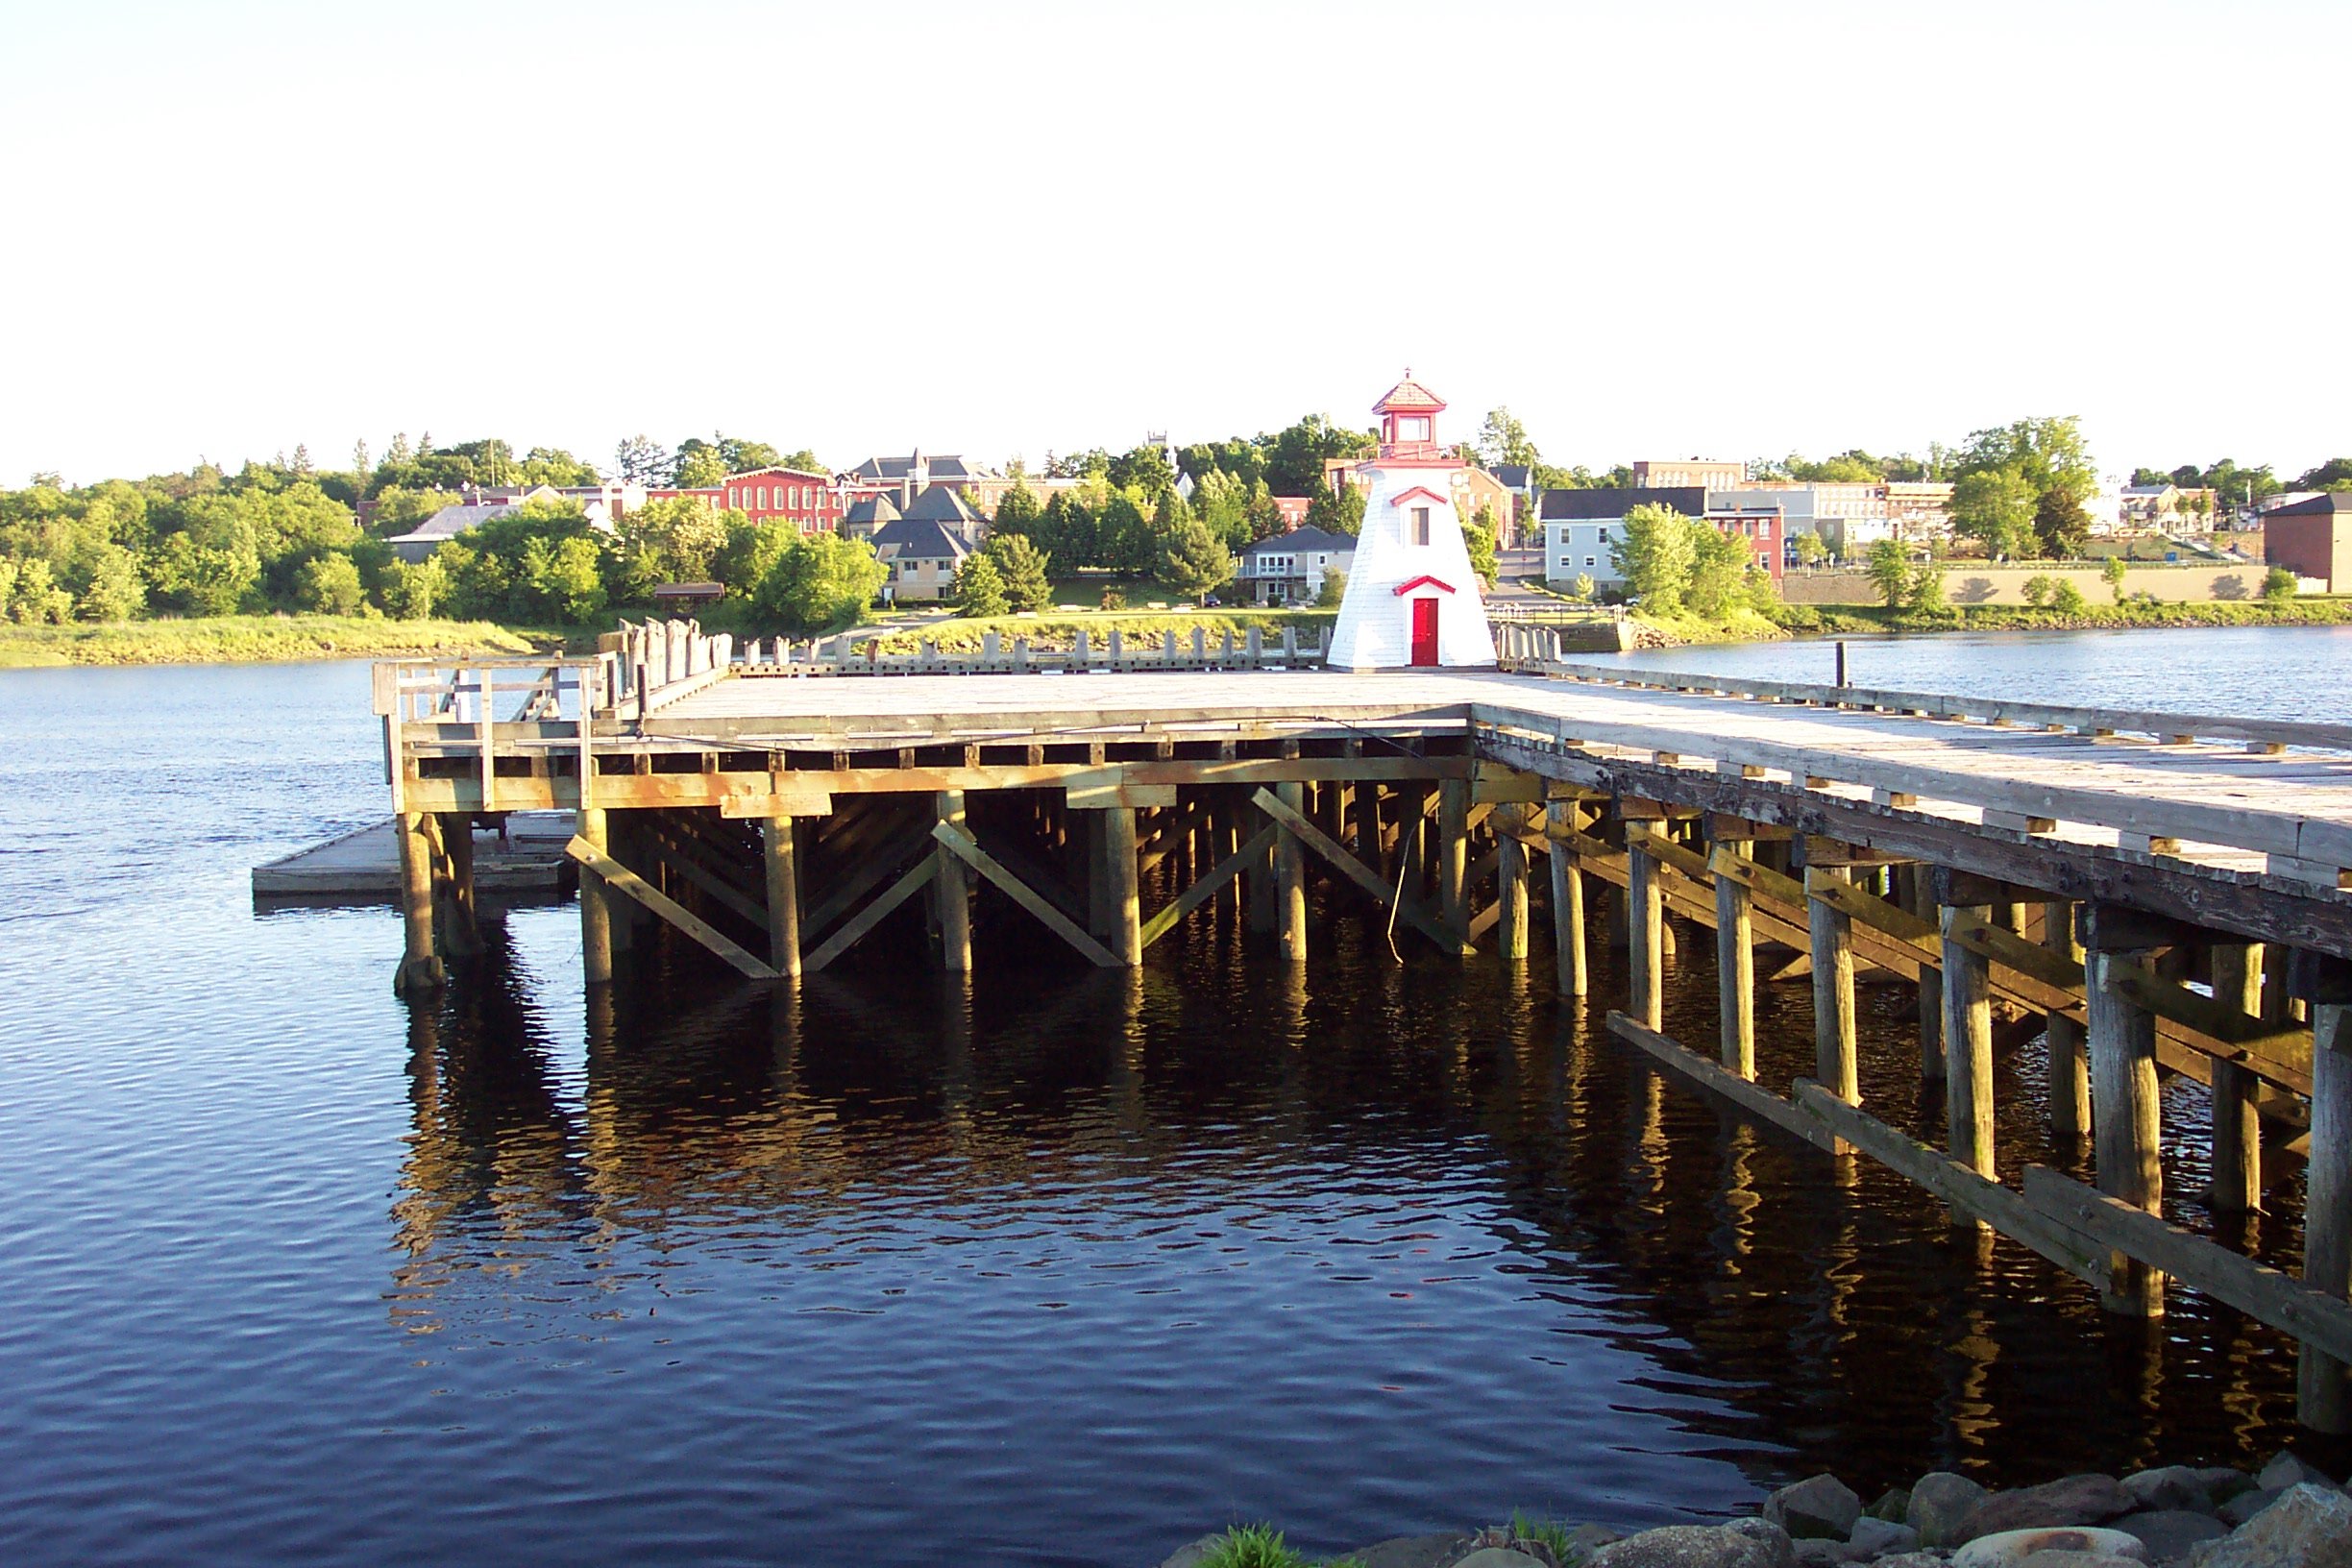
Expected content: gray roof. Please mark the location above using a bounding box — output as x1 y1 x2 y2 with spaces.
1539 486 1703 521
901 483 980 526
870 515 970 562
388 502 507 543
1492 464 1535 491
2269 493 2352 516
843 494 901 527
847 453 989 482
1239 525 1355 557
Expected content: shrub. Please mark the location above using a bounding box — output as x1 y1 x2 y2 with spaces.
1099 585 1126 611
2051 580 2090 614
949 553 1009 616
2102 554 2129 600
2021 574 2056 607
1314 567 1347 607
293 552 366 616
2264 566 2299 602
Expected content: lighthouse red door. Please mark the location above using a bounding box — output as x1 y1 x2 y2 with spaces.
1409 597 1439 666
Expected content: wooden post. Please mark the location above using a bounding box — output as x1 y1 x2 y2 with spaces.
1628 840 1663 1030
577 805 614 987
935 792 972 972
1942 901 1996 1180
1810 868 1858 1104
1437 778 1470 939
2086 943 2166 1316
435 812 484 957
1275 781 1308 963
394 810 445 994
1717 838 1755 1080
1910 866 1943 1082
763 815 801 979
2045 897 2089 1137
1246 798 1277 934
1353 780 1383 871
2303 1001 2352 1431
1549 802 1586 997
1497 827 1530 963
2208 943 2265 1213
1100 805 1141 967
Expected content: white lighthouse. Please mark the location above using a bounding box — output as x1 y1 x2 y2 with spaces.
1326 373 1497 672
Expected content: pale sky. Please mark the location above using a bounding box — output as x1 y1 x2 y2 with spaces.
3 0 2345 491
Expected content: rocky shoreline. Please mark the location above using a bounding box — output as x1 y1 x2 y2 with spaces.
1157 1453 2352 1568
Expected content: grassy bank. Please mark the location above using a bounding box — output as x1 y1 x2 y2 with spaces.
869 608 1335 655
1768 596 2352 637
0 615 552 668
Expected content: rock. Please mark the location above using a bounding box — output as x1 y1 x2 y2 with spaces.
1851 1518 1923 1556
2189 1484 2352 1568
2017 1553 2146 1568
1793 1542 1849 1568
1556 1528 1628 1561
2126 1472 2217 1516
1872 1492 1917 1525
1588 1518 1795 1568
1157 1534 1225 1568
1457 1551 1553 1568
2197 1474 2258 1508
2221 1494 2285 1531
1952 1527 2147 1568
1874 1556 1952 1568
1346 1533 1473 1568
2114 1511 2230 1562
2258 1457 2338 1496
1770 1478 1866 1542
1954 1478 2138 1544
1912 1475 1995 1548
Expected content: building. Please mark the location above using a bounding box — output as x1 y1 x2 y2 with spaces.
1327 374 1496 671
384 484 625 562
1635 457 1746 491
1727 484 1891 559
2119 483 2222 529
2266 493 2352 592
1707 497 1785 580
870 512 969 604
1236 525 1355 605
1324 453 1517 546
1489 463 1539 538
1540 486 1704 588
1883 481 1955 537
719 466 842 532
898 483 987 551
1270 496 1313 529
841 451 998 510
840 494 901 543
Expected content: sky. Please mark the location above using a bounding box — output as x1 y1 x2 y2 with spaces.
2 0 2346 493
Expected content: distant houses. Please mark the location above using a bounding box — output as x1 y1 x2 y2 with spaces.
1236 525 1355 605
1538 485 1784 591
2266 493 2352 592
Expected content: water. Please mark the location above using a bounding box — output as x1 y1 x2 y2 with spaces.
1 636 2344 1567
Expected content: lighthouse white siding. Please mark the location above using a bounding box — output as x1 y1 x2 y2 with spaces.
1327 466 1497 671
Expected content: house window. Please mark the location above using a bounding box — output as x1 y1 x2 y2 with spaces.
756 486 768 510
1411 507 1431 546
1585 556 1597 568
727 486 738 506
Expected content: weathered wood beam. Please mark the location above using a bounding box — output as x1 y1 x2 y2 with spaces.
1605 1012 1844 1155
800 853 940 975
565 834 778 981
763 816 801 979
1140 823 1279 949
930 821 1120 968
1250 787 1469 956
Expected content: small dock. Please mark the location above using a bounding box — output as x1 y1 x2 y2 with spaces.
253 812 574 902
368 620 2352 1433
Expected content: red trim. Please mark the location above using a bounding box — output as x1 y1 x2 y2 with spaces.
1390 485 1449 509
1392 575 1456 596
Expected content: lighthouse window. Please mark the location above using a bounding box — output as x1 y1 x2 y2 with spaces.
1410 506 1431 546
1398 416 1429 442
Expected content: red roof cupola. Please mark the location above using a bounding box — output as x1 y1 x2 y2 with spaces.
1374 369 1447 459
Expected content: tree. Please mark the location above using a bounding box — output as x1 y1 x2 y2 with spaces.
2033 489 2092 559
1156 517 1234 605
949 553 1009 616
2293 458 2352 491
613 496 730 600
2021 574 2057 607
1314 567 1348 608
292 552 365 615
1865 539 1912 608
614 435 670 485
1304 480 1366 538
1475 407 1541 470
1612 503 1700 613
1571 573 1596 601
1956 416 2096 507
1263 414 1375 497
1908 551 1949 615
2101 554 2129 601
671 440 728 488
1107 444 1176 497
2051 579 2090 615
2264 566 2299 602
984 533 1053 612
748 531 886 636
76 544 144 621
1464 503 1500 586
378 557 445 620
991 482 1041 539
1684 525 1752 618
1791 531 1829 568
1950 466 2037 558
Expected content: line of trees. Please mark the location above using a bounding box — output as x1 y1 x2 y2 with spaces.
1610 503 1771 618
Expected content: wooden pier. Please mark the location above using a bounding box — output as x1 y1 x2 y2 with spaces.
374 624 2352 1430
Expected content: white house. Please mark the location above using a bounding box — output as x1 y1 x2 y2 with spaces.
1328 374 1496 671
1540 486 1703 588
1237 525 1354 605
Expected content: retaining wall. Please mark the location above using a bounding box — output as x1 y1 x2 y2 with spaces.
1781 561 2268 607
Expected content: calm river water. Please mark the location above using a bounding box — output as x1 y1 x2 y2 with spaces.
2 627 2347 1567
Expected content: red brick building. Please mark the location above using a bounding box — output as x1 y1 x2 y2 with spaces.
2266 494 2352 591
721 466 842 532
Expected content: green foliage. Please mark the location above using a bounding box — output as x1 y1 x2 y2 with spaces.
1099 585 1126 611
613 495 732 600
1476 406 1541 469
1791 531 1829 567
1950 465 2037 558
1865 539 1913 608
948 552 1009 616
1685 522 1752 618
292 552 366 615
1314 567 1348 608
434 500 607 625
984 533 1053 612
2294 457 2352 491
1613 502 1701 614
747 530 886 637
2102 554 2129 600
1956 416 2096 506
2033 488 2092 558
1908 551 1950 615
77 544 144 621
6 557 74 624
378 557 447 620
0 614 543 668
1512 1511 1580 1562
367 485 458 538
1571 572 1596 601
991 481 1042 538
2264 565 2299 601
1108 444 1176 496
1262 414 1376 498
1464 504 1500 586
2021 574 2057 607
2051 579 2090 615
1189 468 1254 550
1304 481 1366 538
1156 516 1236 604
1179 1524 1307 1568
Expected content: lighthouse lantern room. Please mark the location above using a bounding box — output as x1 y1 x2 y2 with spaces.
1325 372 1497 672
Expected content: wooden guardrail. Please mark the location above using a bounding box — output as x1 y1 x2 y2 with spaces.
371 657 609 814
733 623 1329 677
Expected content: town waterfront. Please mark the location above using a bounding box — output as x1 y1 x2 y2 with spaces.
4 630 2349 1566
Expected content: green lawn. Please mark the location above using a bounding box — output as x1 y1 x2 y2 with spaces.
0 615 551 668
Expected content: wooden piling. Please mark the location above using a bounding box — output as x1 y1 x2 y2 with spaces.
762 815 801 979
936 792 971 972
1549 802 1587 997
2046 897 2089 1137
1275 781 1308 963
2086 943 2167 1316
1353 780 1384 871
1942 901 1996 1181
434 812 484 958
1246 799 1277 934
2208 943 2264 1212
1809 868 1858 1103
394 810 446 994
576 805 613 988
1716 837 1755 1080
1437 778 1471 939
1101 805 1141 966
1629 840 1663 1029
1497 829 1530 963
2303 998 2352 1432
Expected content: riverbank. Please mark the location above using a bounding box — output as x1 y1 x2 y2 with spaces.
867 607 1335 655
1160 1452 2352 1568
0 615 553 667
1627 597 2352 649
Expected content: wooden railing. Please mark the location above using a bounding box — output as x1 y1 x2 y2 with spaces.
371 657 610 813
735 624 1329 676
